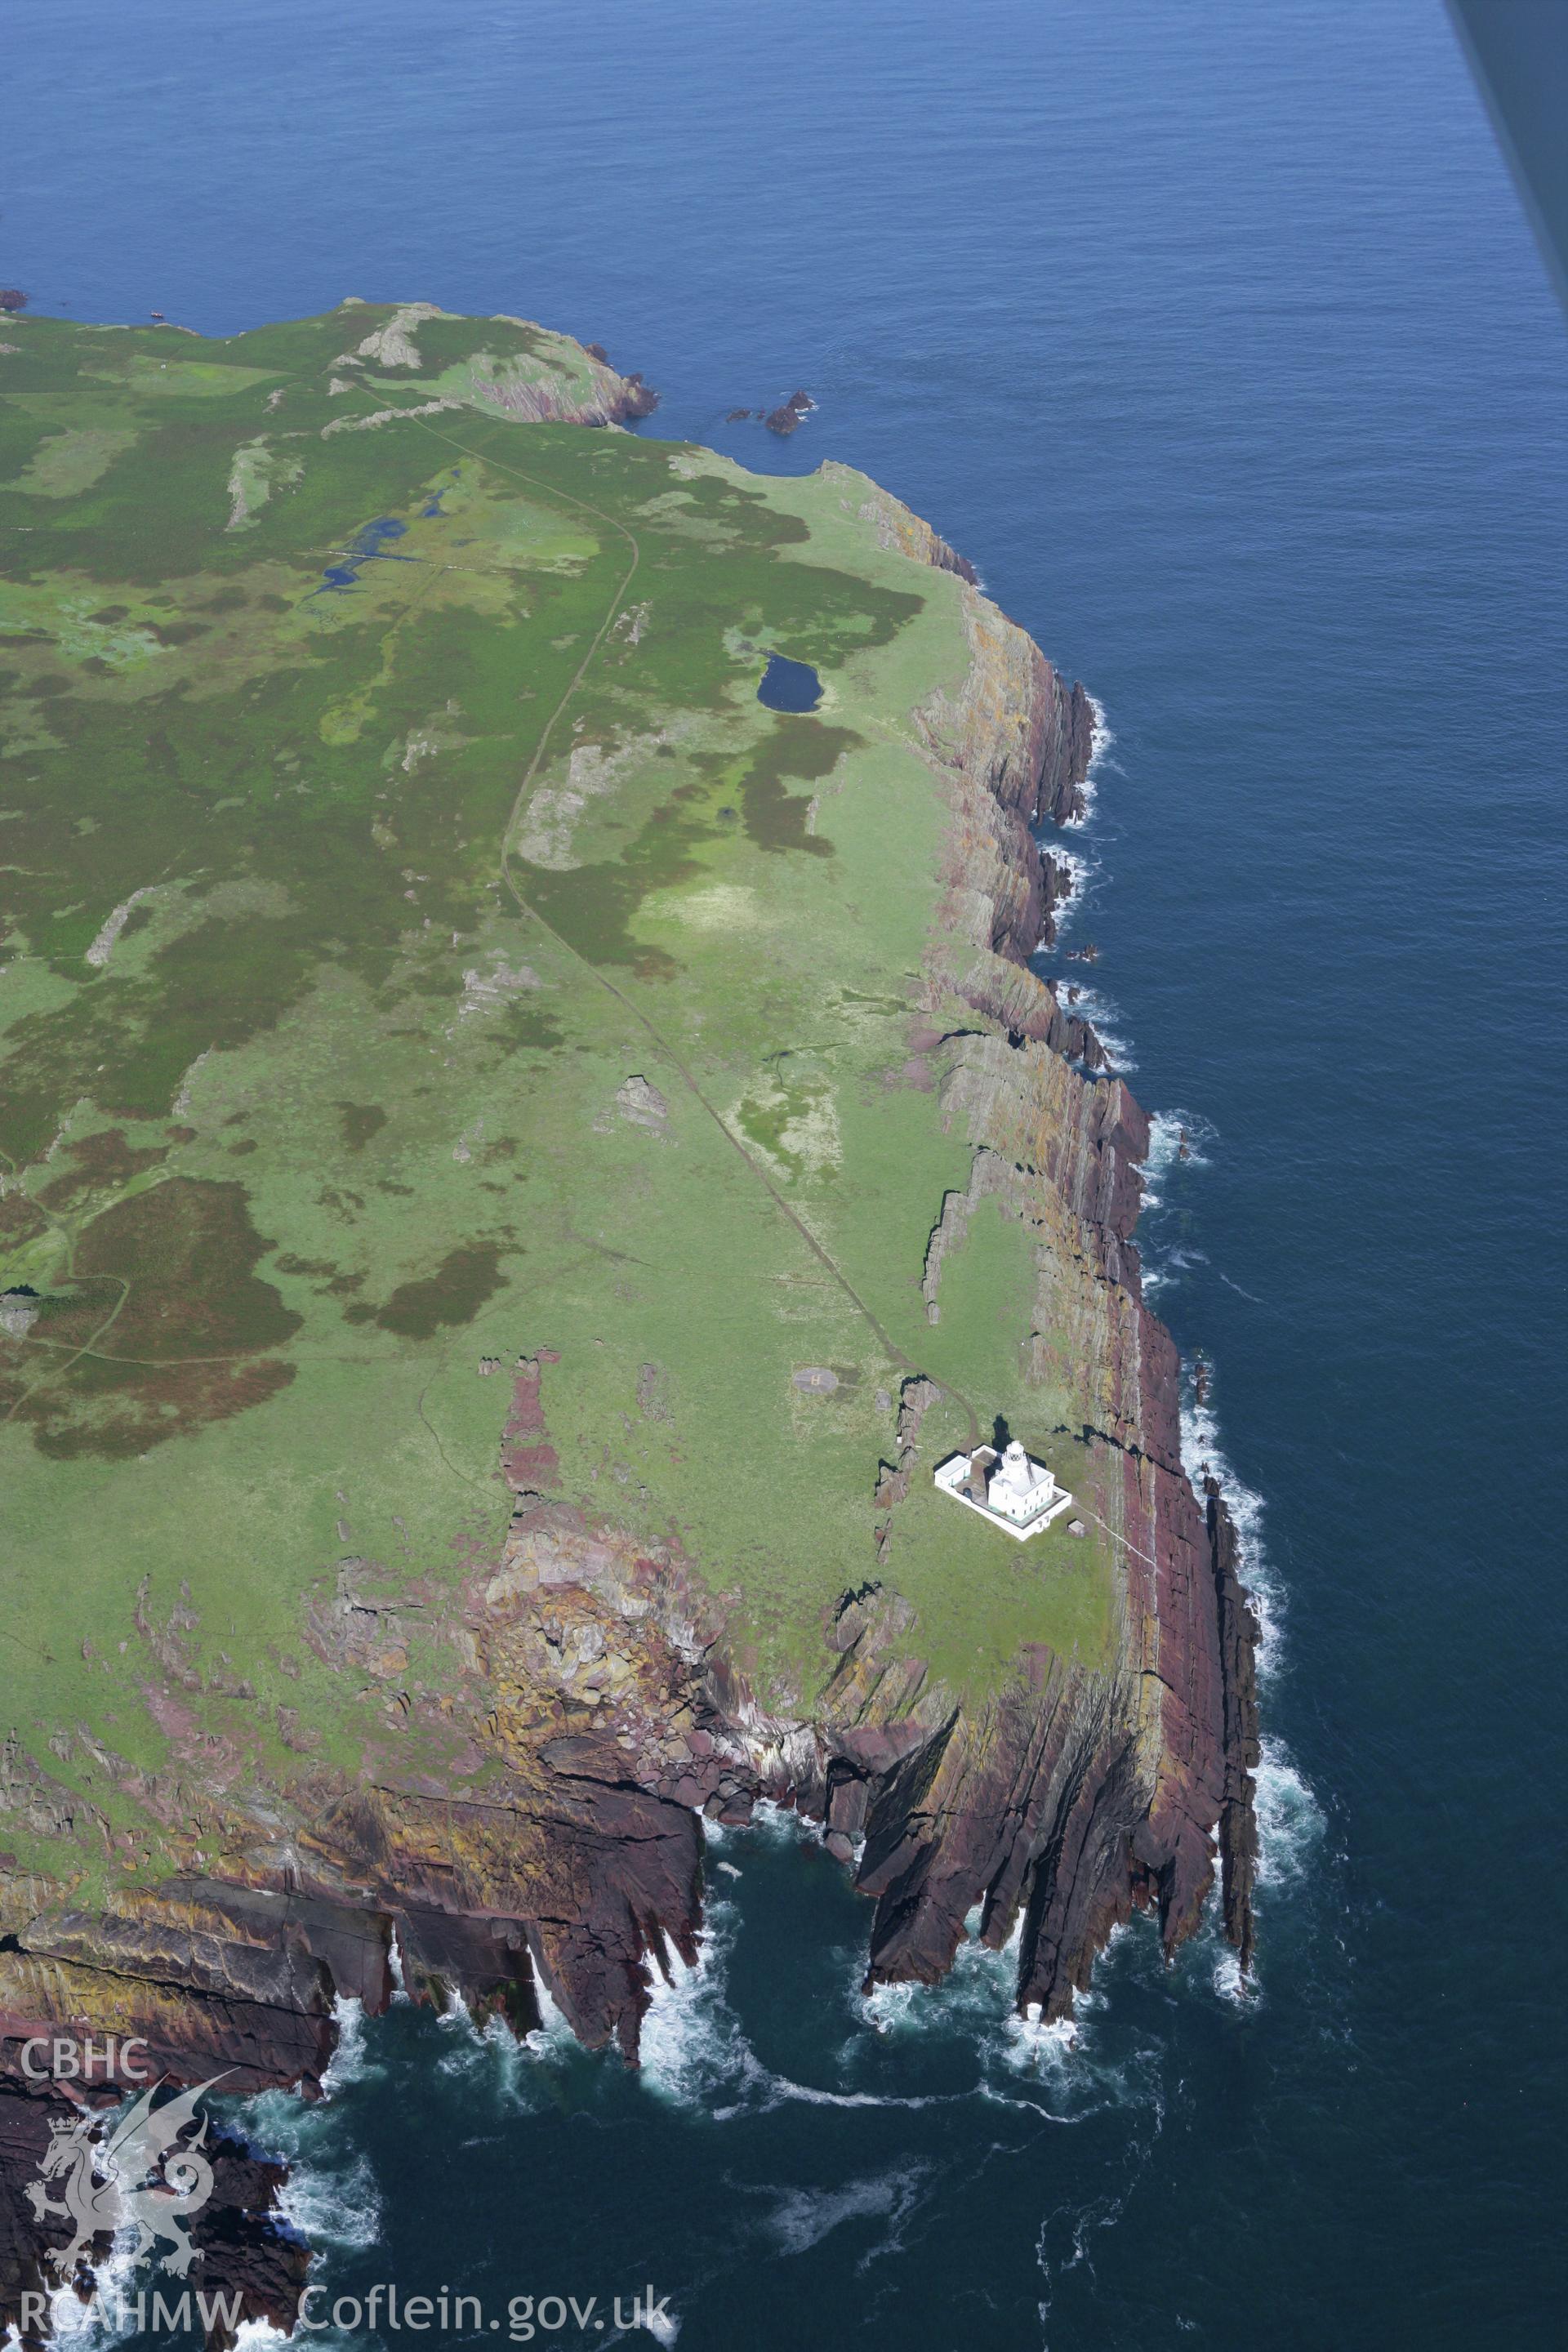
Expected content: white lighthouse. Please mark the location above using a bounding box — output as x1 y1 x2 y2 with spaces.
933 1438 1073 1540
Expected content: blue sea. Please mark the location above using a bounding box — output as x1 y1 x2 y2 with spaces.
11 2 1566 2344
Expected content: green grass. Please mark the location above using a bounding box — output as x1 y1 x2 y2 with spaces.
0 304 1120 1855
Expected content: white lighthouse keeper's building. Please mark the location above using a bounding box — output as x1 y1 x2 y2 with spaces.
933 1438 1074 1540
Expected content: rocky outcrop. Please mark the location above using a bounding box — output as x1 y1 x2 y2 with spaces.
470 356 659 429
330 301 660 429
577 339 661 421
606 371 659 423
831 465 981 586
764 390 814 436
725 390 819 439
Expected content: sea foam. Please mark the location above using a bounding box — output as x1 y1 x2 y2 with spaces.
1140 1107 1218 1210
1062 695 1115 826
639 1891 763 2114
1179 1373 1281 1678
1178 1365 1327 1946
320 1993 373 2096
38 2237 142 2352
1059 982 1136 1072
758 2163 930 2261
1251 1743 1325 1893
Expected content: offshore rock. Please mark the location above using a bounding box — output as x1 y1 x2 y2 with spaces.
764 390 815 435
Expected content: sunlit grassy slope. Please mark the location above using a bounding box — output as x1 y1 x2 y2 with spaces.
0 305 1113 1833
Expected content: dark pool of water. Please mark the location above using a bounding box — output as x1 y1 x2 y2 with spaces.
756 653 822 711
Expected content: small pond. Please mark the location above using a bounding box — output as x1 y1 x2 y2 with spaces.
757 653 822 712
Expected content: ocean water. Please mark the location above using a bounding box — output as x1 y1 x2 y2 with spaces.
8 1 1566 2343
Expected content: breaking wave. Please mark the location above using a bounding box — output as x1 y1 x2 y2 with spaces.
638 1880 948 2122
1178 1367 1325 1926
320 1993 374 2094
237 1998 386 2271
1142 1245 1212 1299
1140 1107 1218 1209
237 2074 383 2259
1047 842 1093 907
744 1796 824 1846
846 1912 1167 2133
429 1999 564 2116
1062 695 1115 826
37 2238 143 2352
274 2149 382 2256
1206 1744 1324 2007
639 1894 757 2112
523 1971 581 2058
387 1923 410 2001
1040 842 1102 951
1252 1743 1325 1892
856 1900 1022 2046
1179 1371 1281 1680
1059 981 1136 1072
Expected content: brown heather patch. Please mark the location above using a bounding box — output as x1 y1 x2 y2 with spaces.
734 716 851 856
18 1352 296 1459
336 1102 388 1152
73 1176 301 1358
376 1243 507 1339
20 1275 122 1348
11 1178 302 1454
274 1251 368 1298
35 1126 171 1212
0 1191 48 1248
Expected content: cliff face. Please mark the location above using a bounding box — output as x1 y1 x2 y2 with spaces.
0 484 1256 2345
743 540 1256 2016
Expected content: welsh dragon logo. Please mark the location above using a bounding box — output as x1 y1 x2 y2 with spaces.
24 2078 225 2279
